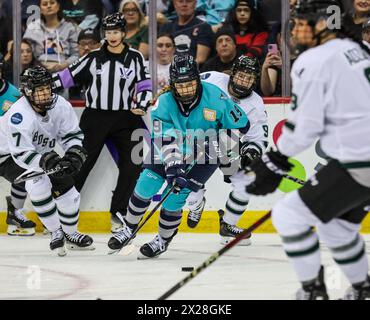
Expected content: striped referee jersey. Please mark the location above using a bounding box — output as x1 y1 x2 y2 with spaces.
53 42 152 111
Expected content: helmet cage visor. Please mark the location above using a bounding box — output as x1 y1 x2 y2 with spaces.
25 82 57 111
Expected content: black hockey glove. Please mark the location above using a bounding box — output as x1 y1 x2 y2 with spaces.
246 150 293 195
39 151 65 178
165 162 188 193
239 142 262 170
62 145 88 177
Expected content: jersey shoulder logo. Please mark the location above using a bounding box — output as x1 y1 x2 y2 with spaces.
11 113 23 125
294 68 305 78
200 73 211 80
220 92 228 100
203 108 216 122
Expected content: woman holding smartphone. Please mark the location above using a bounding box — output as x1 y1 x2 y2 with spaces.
260 42 283 96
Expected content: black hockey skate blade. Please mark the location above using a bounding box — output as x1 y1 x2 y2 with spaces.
182 267 194 272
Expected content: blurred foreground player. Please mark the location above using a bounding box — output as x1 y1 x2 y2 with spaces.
0 66 94 255
247 0 370 300
186 56 268 246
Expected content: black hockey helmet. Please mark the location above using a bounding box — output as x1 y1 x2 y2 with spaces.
102 12 127 31
294 0 344 22
169 53 201 106
229 55 260 98
20 66 57 111
290 0 344 55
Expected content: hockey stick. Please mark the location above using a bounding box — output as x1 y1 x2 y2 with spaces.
204 138 306 185
13 164 67 184
245 167 306 186
108 152 203 255
282 173 305 185
157 176 306 300
158 209 273 300
108 183 178 255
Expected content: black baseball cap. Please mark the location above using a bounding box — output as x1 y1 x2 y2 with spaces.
78 28 101 43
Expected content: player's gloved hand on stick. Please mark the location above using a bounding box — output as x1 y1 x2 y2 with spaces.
165 161 188 193
39 151 66 178
246 150 293 195
61 145 88 176
239 142 262 170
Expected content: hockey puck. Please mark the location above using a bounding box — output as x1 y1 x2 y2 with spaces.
181 267 194 272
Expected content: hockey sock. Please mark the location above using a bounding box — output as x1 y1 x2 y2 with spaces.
26 175 61 232
186 189 205 211
10 183 27 209
224 191 250 225
280 228 322 282
31 193 60 232
158 208 182 240
54 187 80 235
126 192 151 226
329 234 369 284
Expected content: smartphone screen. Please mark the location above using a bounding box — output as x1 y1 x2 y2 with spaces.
268 44 279 55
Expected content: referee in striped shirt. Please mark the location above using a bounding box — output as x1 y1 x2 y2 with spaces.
53 13 152 230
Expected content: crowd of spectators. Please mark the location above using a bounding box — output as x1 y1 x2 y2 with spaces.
0 0 369 97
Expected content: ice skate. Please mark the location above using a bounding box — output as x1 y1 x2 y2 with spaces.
343 276 370 300
187 197 206 228
65 232 95 250
111 211 124 233
218 210 251 246
50 227 66 257
295 266 329 300
6 196 36 236
107 219 135 254
138 231 177 260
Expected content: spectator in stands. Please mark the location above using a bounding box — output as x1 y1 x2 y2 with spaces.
160 0 214 66
196 0 236 32
23 0 80 73
260 44 282 97
61 0 104 31
344 0 370 36
119 0 149 59
353 0 370 25
156 33 175 92
77 28 102 57
69 28 102 99
363 18 370 44
201 26 239 74
2 39 40 82
0 0 12 56
224 0 268 60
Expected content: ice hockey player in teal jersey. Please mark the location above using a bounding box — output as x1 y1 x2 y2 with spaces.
0 57 20 116
0 56 36 236
108 53 250 257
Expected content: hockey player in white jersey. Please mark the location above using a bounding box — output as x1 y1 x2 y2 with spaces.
186 56 268 246
0 66 94 255
247 0 370 299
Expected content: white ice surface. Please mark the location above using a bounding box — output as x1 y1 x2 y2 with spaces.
1 233 369 300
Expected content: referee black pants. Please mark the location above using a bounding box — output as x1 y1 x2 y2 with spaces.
75 108 144 215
